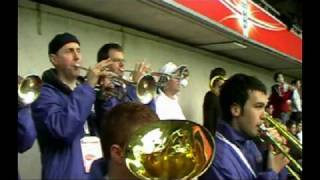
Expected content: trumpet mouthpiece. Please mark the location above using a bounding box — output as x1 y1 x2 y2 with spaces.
74 64 89 71
259 124 267 131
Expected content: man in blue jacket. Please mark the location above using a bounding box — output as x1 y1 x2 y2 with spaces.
31 32 111 179
94 43 156 135
199 73 289 180
18 105 36 179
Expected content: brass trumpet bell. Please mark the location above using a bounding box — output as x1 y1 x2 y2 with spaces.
18 75 43 106
124 120 215 180
136 74 157 104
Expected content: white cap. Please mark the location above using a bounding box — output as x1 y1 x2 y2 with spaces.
159 62 178 75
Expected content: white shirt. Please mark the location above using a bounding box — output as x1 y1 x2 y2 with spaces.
155 90 186 120
297 131 302 143
291 88 302 112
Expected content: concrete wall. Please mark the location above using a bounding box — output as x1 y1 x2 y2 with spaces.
18 0 285 178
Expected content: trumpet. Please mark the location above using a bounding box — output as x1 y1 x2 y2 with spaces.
124 120 215 180
75 64 157 104
259 113 302 180
143 65 189 87
18 75 43 106
264 113 302 152
75 64 190 104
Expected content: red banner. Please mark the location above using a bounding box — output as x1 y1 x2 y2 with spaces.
173 0 302 62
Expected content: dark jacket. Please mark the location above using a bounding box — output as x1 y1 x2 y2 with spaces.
203 91 221 135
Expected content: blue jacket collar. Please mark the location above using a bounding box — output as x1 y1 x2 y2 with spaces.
216 121 251 147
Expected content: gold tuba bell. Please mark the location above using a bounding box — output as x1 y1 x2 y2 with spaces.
124 120 215 180
18 75 43 106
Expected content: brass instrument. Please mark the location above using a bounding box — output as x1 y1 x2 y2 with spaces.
125 65 189 102
18 75 43 106
124 120 215 180
75 64 190 104
259 113 302 180
264 113 302 152
75 64 157 104
172 65 189 81
209 75 226 95
119 71 158 104
153 65 190 88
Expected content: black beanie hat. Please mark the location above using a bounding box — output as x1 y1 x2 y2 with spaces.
48 32 80 54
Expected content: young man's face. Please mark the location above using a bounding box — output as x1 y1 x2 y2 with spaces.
107 49 125 76
50 42 81 78
236 90 268 138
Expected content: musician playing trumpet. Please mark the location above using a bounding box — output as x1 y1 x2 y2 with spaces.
31 32 112 179
94 43 156 135
199 73 289 180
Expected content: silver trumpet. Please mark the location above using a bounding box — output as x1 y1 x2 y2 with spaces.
74 64 157 104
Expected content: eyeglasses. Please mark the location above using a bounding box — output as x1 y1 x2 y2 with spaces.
111 58 126 63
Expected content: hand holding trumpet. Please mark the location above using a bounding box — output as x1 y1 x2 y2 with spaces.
131 61 151 83
259 126 290 173
75 60 115 88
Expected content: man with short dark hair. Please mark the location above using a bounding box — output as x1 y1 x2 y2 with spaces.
200 73 289 180
31 32 111 179
94 43 155 135
89 102 160 179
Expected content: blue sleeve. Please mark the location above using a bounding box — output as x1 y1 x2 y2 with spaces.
278 167 288 180
101 97 120 115
17 106 36 153
199 165 236 180
101 85 156 114
31 83 95 144
146 98 156 112
256 170 278 180
199 149 247 180
200 166 279 180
